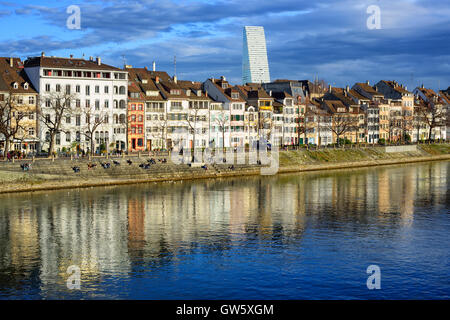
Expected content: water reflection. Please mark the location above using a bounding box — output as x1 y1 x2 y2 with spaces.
0 161 448 299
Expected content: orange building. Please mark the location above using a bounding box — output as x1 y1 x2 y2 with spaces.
127 81 145 152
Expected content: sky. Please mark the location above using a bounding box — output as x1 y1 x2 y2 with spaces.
0 0 449 91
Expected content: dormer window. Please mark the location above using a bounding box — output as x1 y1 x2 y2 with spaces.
142 79 148 84
170 89 181 95
222 83 228 89
231 92 239 99
13 82 18 89
197 90 202 97
24 83 29 90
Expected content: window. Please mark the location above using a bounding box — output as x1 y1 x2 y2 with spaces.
66 116 71 124
45 99 51 107
45 84 51 92
119 86 126 94
85 85 90 95
95 100 100 110
85 100 90 108
28 128 35 136
56 84 61 92
76 85 81 93
76 115 81 126
66 84 71 94
76 99 81 108
104 86 109 94
28 112 34 120
29 96 35 105
95 86 100 93
104 100 109 108
171 101 182 110
66 132 71 142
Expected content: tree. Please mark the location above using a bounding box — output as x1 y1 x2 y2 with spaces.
327 113 358 145
0 93 27 155
39 91 77 155
81 105 108 156
416 100 446 141
213 109 229 153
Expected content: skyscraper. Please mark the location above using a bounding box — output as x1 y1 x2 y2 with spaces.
242 26 271 84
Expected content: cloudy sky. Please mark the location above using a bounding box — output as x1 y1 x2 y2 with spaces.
0 0 449 90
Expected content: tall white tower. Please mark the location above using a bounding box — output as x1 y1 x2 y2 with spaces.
242 26 270 84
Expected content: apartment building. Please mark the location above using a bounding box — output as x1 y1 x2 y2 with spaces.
204 77 246 148
0 57 39 153
24 53 128 153
127 72 146 152
375 80 414 141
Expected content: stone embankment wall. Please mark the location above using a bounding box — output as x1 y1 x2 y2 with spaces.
0 144 449 194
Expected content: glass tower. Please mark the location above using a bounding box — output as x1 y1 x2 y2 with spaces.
242 26 271 84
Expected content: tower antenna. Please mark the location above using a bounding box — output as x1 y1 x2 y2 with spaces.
174 55 177 77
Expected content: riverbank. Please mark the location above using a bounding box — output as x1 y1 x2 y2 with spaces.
0 144 449 194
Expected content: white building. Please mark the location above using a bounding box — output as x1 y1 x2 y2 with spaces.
24 54 128 153
242 26 271 84
204 77 246 148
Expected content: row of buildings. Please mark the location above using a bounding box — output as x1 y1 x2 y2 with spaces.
0 53 448 155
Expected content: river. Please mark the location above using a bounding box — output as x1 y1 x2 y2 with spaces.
0 161 449 299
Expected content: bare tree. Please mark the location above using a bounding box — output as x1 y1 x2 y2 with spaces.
81 105 108 156
326 113 358 145
0 93 27 155
214 109 229 153
39 91 77 155
416 100 446 141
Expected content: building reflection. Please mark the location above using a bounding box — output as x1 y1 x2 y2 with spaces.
0 161 447 297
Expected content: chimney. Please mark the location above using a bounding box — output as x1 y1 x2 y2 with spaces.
70 54 73 59
173 75 177 84
9 57 13 68
269 90 272 96
346 85 349 92
152 61 156 72
421 84 424 89
96 56 101 65
155 76 160 84
366 80 369 85
328 84 332 92
89 56 94 61
41 51 45 57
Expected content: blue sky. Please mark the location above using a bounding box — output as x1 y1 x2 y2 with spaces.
0 0 449 90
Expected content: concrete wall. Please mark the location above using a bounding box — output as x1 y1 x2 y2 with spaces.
384 145 417 153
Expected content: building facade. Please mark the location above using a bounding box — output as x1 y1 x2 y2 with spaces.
242 26 271 84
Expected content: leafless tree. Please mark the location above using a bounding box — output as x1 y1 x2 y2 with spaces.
213 109 229 152
416 100 446 141
81 105 108 156
38 91 77 155
326 113 358 145
0 93 27 155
